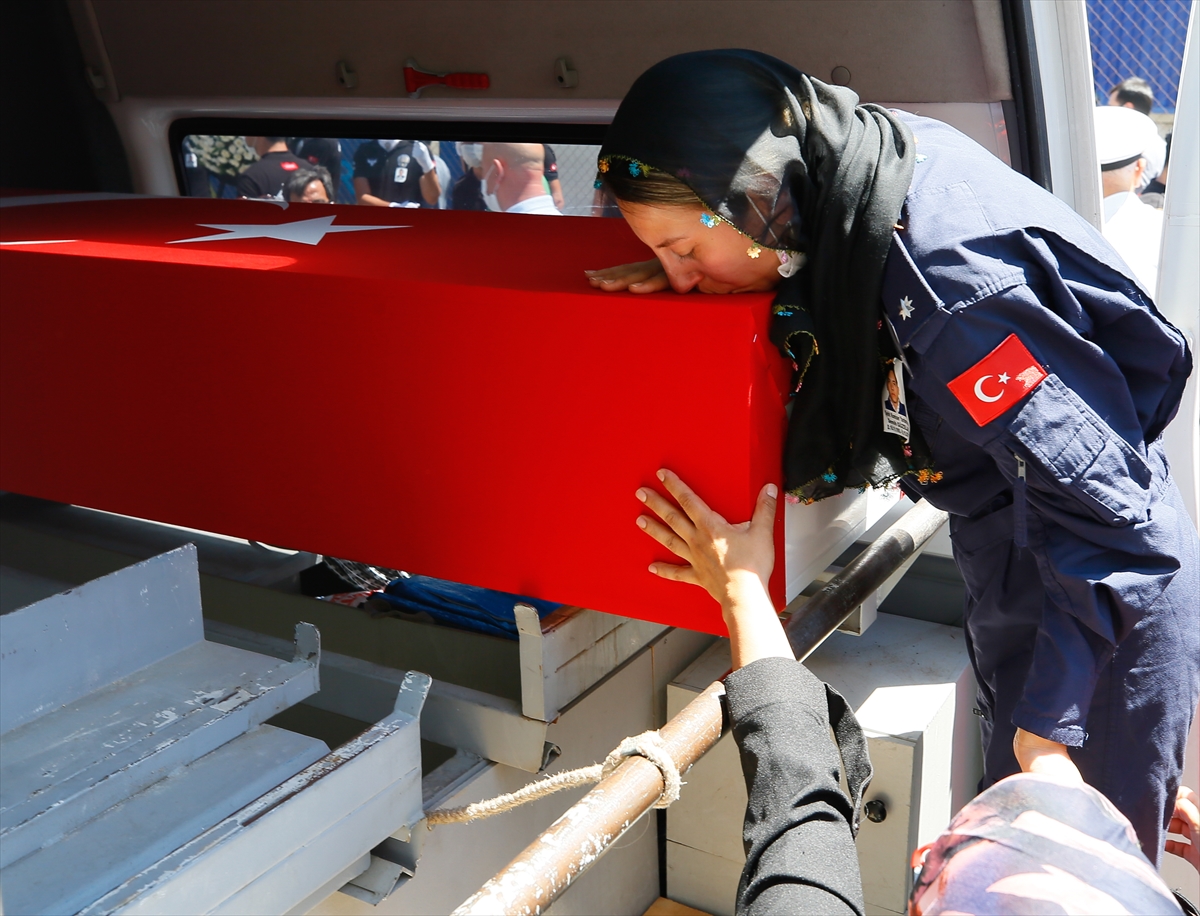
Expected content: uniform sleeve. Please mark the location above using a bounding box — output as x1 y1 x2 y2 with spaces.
235 166 261 199
352 145 369 180
724 657 865 916
915 283 1183 745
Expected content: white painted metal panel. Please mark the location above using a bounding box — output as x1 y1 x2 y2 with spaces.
664 842 743 916
2 725 328 916
1158 2 1200 529
1028 0 1104 227
1157 7 1200 901
0 548 321 873
83 674 430 915
0 547 431 915
516 604 667 722
0 544 203 733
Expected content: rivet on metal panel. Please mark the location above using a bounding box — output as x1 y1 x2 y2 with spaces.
865 798 888 823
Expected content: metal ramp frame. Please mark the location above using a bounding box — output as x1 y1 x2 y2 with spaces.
0 545 428 914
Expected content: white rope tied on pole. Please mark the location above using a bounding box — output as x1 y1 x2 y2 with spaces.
602 730 681 808
425 730 681 826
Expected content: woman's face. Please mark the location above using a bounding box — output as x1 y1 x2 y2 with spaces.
618 201 785 294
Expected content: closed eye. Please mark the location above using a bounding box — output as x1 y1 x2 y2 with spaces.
673 248 695 261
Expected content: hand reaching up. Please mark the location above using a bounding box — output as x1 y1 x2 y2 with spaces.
635 469 791 669
1167 785 1199 872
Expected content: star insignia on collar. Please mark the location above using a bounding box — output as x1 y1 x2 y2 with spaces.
899 296 914 320
169 216 406 246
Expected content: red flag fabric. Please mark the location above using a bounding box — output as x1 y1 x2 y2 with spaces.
0 196 791 635
947 333 1047 426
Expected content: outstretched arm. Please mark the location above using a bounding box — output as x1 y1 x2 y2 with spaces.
636 470 865 916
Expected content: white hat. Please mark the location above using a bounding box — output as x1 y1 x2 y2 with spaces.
459 143 484 169
1094 106 1159 170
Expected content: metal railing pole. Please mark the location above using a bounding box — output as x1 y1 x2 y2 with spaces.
784 498 948 660
453 499 948 916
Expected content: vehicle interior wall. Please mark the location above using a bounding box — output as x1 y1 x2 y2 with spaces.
47 0 1021 200
2 1 1019 194
76 0 1012 104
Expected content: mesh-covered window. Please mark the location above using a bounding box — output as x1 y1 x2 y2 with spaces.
1087 0 1190 114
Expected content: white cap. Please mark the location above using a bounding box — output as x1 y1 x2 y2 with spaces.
459 143 483 169
1094 106 1159 170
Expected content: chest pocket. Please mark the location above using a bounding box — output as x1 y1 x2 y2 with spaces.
1006 375 1152 526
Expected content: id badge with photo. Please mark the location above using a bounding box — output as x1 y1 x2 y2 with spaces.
394 166 409 183
882 358 910 441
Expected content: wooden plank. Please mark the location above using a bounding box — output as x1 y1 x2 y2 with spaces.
644 896 713 916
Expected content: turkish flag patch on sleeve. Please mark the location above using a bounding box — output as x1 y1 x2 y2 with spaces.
947 333 1047 426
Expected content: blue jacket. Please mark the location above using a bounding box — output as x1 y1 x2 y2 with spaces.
884 112 1195 746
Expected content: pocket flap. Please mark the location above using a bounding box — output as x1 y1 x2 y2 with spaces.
1008 375 1151 526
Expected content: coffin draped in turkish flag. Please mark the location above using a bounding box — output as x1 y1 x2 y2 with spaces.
0 195 791 635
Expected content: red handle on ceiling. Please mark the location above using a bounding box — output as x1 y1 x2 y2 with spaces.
405 61 490 96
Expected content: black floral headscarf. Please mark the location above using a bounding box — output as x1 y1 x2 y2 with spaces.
599 49 936 501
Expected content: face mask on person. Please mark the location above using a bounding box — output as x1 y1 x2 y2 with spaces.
480 165 503 212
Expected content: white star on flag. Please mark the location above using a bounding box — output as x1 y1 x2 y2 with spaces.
899 296 914 320
998 372 1010 385
168 216 406 246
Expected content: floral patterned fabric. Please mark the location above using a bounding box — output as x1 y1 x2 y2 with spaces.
911 773 1182 915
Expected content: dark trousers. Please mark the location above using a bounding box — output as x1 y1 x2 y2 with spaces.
950 489 1200 865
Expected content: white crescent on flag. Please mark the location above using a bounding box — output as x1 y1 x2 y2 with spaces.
973 374 1005 402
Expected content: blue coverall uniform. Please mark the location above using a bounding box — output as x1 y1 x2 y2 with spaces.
883 112 1199 863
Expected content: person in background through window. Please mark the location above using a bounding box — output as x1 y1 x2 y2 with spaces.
1094 105 1164 298
237 136 306 199
356 139 439 208
1140 131 1171 209
1107 76 1165 185
433 147 451 210
291 138 342 198
1108 75 1154 115
352 138 386 203
285 166 333 204
544 144 566 212
479 142 562 215
452 143 486 211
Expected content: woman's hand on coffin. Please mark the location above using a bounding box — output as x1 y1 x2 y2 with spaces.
585 259 669 293
1013 728 1083 784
